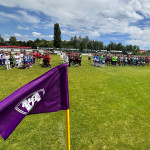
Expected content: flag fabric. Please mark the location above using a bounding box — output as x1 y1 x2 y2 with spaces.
0 64 69 140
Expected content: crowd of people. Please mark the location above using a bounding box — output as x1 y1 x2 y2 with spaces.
39 52 51 68
0 50 51 70
1 50 150 70
60 52 82 67
91 53 150 67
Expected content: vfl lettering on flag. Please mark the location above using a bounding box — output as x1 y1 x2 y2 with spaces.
15 89 45 115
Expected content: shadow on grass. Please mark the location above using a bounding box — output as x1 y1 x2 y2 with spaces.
39 63 52 68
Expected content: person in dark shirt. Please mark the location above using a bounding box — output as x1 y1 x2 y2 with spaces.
10 53 14 68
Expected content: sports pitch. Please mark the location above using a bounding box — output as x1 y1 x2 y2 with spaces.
0 55 150 150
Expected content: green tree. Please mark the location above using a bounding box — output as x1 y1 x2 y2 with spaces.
69 35 79 49
27 40 37 49
54 23 61 48
17 41 26 46
47 41 54 48
116 43 123 50
0 34 5 45
61 40 69 48
87 40 94 49
9 36 17 46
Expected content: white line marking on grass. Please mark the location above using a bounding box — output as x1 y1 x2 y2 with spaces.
58 122 66 150
94 66 131 83
94 67 115 76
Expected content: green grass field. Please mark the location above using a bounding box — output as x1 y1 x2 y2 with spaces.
0 55 150 150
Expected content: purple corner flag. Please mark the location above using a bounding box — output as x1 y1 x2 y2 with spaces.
0 64 69 140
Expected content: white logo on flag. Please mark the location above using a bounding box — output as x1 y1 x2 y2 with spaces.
15 89 45 115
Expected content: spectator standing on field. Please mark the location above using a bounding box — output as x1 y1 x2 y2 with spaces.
33 51 36 64
120 55 124 66
88 53 91 63
20 52 24 66
37 51 40 62
112 55 115 66
101 55 105 68
1 52 5 66
10 53 14 68
5 52 11 70
14 53 21 68
114 55 118 66
64 53 69 66
124 56 127 66
78 54 82 67
39 53 43 65
60 53 64 64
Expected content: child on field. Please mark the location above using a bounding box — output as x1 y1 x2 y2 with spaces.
101 56 105 68
29 53 33 67
14 53 21 68
96 55 100 67
39 53 43 65
5 52 11 70
24 53 29 69
1 52 5 66
93 54 96 66
88 53 91 63
47 53 51 68
64 53 69 66
78 54 82 67
124 56 127 67
120 55 124 66
10 53 14 68
60 53 64 64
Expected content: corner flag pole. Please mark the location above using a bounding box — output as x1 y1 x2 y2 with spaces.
66 109 70 150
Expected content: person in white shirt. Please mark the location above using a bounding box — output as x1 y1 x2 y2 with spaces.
14 53 21 68
20 52 24 66
64 53 69 66
88 53 91 63
5 52 11 70
120 55 124 66
60 53 64 63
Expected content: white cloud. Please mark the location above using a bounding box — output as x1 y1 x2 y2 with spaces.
4 33 29 41
126 40 150 49
1 0 150 47
129 0 150 18
125 27 150 48
32 32 41 37
14 33 22 37
0 10 40 24
0 11 20 21
17 25 30 30
0 0 143 27
17 10 40 24
32 32 53 39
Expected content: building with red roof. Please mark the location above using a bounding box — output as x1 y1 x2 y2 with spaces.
139 50 147 53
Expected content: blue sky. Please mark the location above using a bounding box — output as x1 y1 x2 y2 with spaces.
0 0 150 49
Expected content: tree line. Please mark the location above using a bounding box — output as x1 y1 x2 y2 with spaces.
0 34 140 54
0 23 140 54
